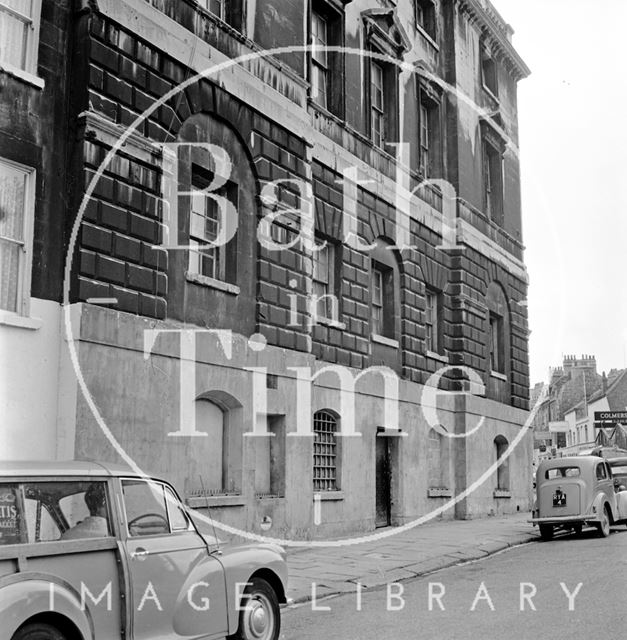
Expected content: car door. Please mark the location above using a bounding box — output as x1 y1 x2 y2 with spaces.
120 478 228 640
595 461 615 511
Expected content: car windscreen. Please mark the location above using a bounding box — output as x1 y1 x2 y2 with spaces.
545 467 580 479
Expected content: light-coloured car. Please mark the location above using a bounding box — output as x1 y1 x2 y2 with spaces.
609 456 627 491
529 455 627 541
0 461 287 640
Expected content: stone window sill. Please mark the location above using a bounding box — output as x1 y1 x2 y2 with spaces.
309 99 345 125
0 64 45 90
0 312 43 331
371 333 399 348
493 489 511 499
490 370 507 381
186 495 245 508
428 487 452 498
255 493 285 500
426 350 449 364
415 25 439 52
482 83 500 104
314 491 344 502
316 316 346 330
185 271 240 295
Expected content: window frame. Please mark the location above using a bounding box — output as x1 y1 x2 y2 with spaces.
371 261 395 339
482 137 504 222
416 84 442 179
312 236 340 323
481 43 499 98
0 480 116 545
309 0 345 119
415 0 437 42
0 0 43 86
489 311 504 374
310 10 329 110
121 478 191 538
370 60 386 148
313 410 340 492
186 164 238 287
0 157 36 318
425 287 442 355
494 436 510 490
197 0 225 21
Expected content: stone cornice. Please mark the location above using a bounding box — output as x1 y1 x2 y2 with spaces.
458 0 530 81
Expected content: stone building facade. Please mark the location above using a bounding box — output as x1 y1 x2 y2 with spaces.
2 0 532 538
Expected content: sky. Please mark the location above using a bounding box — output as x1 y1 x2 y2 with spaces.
491 0 627 383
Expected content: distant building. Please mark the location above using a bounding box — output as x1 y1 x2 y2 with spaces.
2 0 532 537
532 355 627 459
563 369 627 454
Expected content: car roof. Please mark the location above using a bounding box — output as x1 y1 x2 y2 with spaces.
608 457 627 466
0 460 153 479
538 456 604 469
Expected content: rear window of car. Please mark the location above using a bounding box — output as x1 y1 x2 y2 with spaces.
0 481 112 545
545 467 580 479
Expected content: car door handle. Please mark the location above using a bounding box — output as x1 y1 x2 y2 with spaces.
131 548 149 559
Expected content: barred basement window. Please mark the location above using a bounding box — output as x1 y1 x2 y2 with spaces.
313 410 338 491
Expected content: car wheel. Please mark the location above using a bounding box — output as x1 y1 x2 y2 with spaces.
539 524 553 541
596 505 611 538
12 623 67 640
232 577 280 640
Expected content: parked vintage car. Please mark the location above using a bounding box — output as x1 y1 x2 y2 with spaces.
529 455 627 541
0 461 287 640
609 456 627 490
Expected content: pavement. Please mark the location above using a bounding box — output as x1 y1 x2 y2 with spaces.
285 512 539 604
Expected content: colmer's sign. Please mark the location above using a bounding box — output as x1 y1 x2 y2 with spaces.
594 411 627 422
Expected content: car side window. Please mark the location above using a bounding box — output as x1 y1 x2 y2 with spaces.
1 481 112 544
164 486 190 531
122 479 170 537
596 463 607 480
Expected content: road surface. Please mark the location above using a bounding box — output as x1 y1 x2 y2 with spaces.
282 526 627 639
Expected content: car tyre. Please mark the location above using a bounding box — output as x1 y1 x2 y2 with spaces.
12 623 67 640
231 577 280 640
596 505 611 538
539 524 553 541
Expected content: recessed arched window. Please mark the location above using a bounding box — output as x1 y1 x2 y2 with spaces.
427 428 449 490
494 434 509 490
313 410 340 491
193 391 243 495
485 281 512 403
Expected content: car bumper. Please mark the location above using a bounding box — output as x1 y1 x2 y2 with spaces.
528 515 601 525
